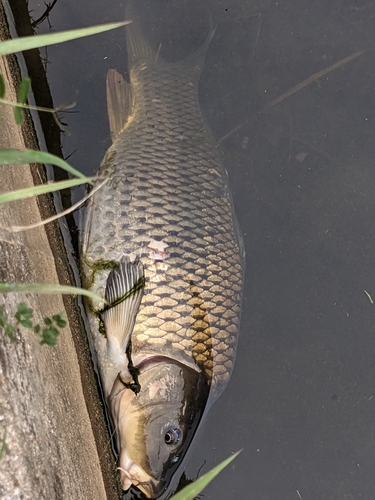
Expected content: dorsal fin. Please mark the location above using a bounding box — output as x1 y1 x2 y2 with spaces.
106 69 135 142
102 256 144 362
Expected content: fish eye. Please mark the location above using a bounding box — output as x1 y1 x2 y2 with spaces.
164 427 182 446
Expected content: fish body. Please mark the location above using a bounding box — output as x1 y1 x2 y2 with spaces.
80 1 244 497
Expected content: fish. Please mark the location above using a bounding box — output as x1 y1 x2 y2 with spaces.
80 1 245 497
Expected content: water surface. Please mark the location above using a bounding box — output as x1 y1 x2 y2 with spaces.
18 0 375 498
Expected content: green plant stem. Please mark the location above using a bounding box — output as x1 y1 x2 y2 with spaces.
0 148 86 179
0 177 93 204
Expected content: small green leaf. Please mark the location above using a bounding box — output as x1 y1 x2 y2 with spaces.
16 303 33 318
41 326 59 346
0 428 6 461
17 302 30 314
0 75 5 99
15 306 33 322
13 105 24 125
33 324 41 334
17 78 31 104
0 317 5 328
40 333 53 345
52 313 66 328
170 451 242 500
50 326 59 336
20 319 33 328
12 79 31 127
22 310 33 320
5 324 16 341
44 317 53 326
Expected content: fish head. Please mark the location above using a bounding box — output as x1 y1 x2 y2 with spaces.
109 358 209 498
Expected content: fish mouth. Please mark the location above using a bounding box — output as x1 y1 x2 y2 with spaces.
118 451 160 498
118 469 154 498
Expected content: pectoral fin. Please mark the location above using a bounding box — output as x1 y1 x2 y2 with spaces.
102 256 145 361
106 69 135 142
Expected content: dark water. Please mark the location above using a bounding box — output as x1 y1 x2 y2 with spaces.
13 0 375 498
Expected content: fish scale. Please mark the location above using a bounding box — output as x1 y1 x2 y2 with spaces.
81 17 244 403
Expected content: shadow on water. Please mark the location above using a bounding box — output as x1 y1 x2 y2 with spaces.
7 0 375 498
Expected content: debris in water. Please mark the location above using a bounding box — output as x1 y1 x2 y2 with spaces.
148 239 170 261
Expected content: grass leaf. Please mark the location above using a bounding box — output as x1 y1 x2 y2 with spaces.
0 176 93 204
0 148 86 178
170 451 242 500
17 78 31 104
0 75 5 98
0 283 105 303
0 21 131 56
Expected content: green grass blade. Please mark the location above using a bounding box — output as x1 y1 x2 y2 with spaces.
0 21 131 56
0 177 93 204
17 78 31 103
0 148 86 178
0 283 104 303
170 451 242 500
0 75 5 99
13 105 24 125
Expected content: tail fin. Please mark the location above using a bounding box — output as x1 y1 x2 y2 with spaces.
125 0 158 67
125 0 215 70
